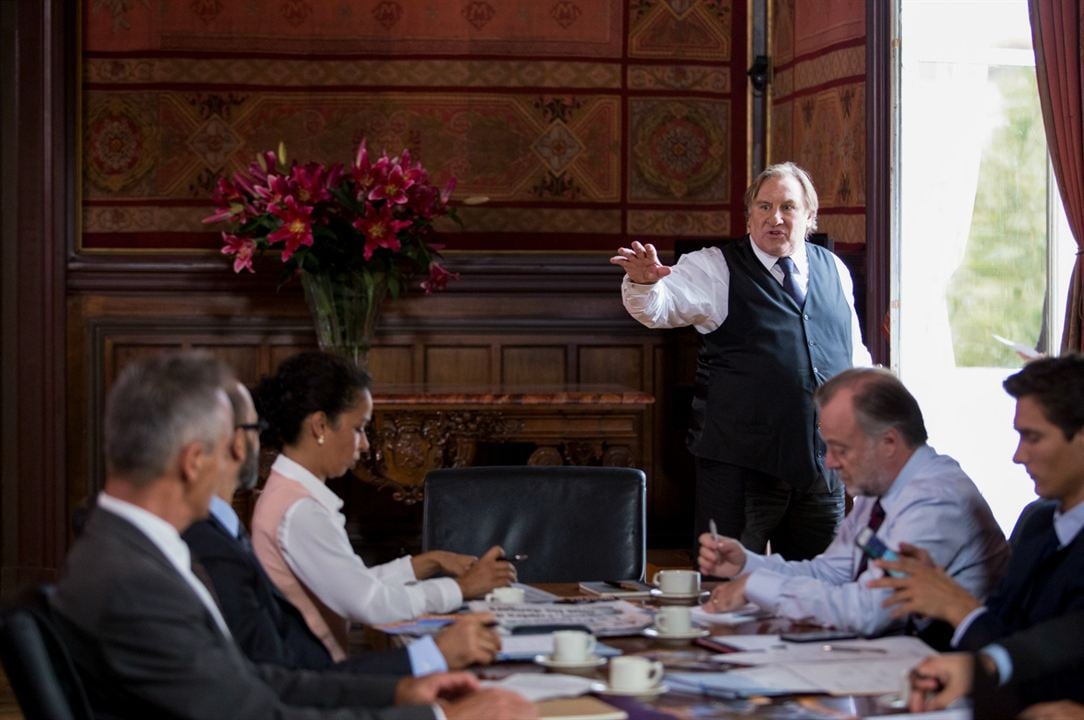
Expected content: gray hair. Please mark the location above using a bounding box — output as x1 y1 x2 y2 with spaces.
814 367 928 448
743 161 819 234
104 351 234 487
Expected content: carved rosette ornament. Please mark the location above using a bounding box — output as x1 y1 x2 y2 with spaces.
363 411 520 504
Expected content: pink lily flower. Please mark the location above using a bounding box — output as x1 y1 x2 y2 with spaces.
267 196 314 261
220 233 257 273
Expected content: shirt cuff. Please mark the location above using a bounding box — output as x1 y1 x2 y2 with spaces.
981 645 1012 685
419 576 464 613
406 636 449 677
743 570 784 610
740 549 769 574
951 606 987 647
430 704 447 720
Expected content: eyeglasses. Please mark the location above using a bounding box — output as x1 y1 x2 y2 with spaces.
236 418 269 433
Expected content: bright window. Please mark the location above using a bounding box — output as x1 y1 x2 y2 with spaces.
892 0 1075 533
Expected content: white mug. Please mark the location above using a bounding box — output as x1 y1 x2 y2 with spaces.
654 606 692 635
609 655 664 692
484 586 525 604
552 630 597 663
652 569 700 595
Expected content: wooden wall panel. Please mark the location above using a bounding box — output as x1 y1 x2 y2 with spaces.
367 346 416 386
502 346 566 386
578 346 642 388
425 346 492 386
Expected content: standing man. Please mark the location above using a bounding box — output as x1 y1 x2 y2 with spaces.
611 162 871 558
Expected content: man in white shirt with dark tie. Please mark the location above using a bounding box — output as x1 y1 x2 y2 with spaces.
611 162 871 560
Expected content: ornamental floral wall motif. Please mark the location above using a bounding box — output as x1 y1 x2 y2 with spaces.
81 0 750 255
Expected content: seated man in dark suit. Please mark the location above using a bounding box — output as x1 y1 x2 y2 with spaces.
183 381 501 675
907 611 1084 713
872 354 1084 706
50 350 533 720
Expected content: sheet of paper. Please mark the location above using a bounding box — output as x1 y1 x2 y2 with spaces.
481 672 596 702
784 657 920 696
713 635 934 667
497 634 621 661
691 602 771 626
864 709 971 720
517 582 561 603
706 634 784 652
468 599 653 637
992 333 1044 360
666 666 821 697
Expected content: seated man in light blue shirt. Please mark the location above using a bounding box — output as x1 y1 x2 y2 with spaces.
698 367 1009 637
183 381 500 676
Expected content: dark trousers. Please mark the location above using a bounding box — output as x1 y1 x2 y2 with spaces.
694 457 843 561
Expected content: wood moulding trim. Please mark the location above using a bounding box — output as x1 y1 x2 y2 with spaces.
66 252 630 294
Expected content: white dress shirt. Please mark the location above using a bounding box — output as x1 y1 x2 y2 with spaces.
272 455 463 626
97 491 232 638
736 445 1009 636
207 495 449 676
621 239 872 367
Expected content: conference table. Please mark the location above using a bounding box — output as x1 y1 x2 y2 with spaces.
430 582 915 719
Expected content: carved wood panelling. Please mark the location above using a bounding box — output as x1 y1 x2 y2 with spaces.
65 273 695 547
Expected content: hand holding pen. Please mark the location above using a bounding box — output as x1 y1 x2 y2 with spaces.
455 545 518 599
697 519 748 578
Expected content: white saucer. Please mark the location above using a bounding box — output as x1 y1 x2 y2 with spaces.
534 654 607 671
876 693 908 710
592 681 669 699
643 627 710 641
649 588 704 602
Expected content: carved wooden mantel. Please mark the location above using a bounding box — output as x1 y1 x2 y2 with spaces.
356 385 655 504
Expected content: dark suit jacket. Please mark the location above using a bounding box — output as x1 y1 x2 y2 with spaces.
51 508 434 720
959 503 1084 651
182 515 412 675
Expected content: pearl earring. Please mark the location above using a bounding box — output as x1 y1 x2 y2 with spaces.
317 435 325 446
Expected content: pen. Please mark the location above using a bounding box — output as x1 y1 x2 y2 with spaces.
709 518 719 543
821 644 888 654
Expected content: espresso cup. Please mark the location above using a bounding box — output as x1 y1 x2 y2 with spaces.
652 569 700 595
484 586 525 604
552 630 596 663
609 656 664 692
654 606 693 635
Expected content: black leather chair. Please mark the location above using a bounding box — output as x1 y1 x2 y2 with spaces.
422 466 646 583
0 585 93 720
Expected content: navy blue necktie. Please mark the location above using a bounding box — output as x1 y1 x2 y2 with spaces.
776 256 805 307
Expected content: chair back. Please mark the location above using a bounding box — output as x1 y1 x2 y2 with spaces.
0 586 93 720
423 466 646 583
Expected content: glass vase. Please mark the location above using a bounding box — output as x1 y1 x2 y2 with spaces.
299 270 388 372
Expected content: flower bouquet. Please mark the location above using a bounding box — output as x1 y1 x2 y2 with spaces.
204 139 460 369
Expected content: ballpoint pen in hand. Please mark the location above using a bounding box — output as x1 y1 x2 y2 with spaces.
709 518 719 544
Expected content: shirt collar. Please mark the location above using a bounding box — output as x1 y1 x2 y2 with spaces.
97 491 193 573
208 495 241 538
271 453 344 512
1054 499 1084 547
749 234 808 275
877 444 935 509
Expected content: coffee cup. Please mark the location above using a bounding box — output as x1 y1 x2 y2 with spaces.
652 569 700 595
484 586 525 604
552 630 596 663
654 606 693 635
609 656 664 692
